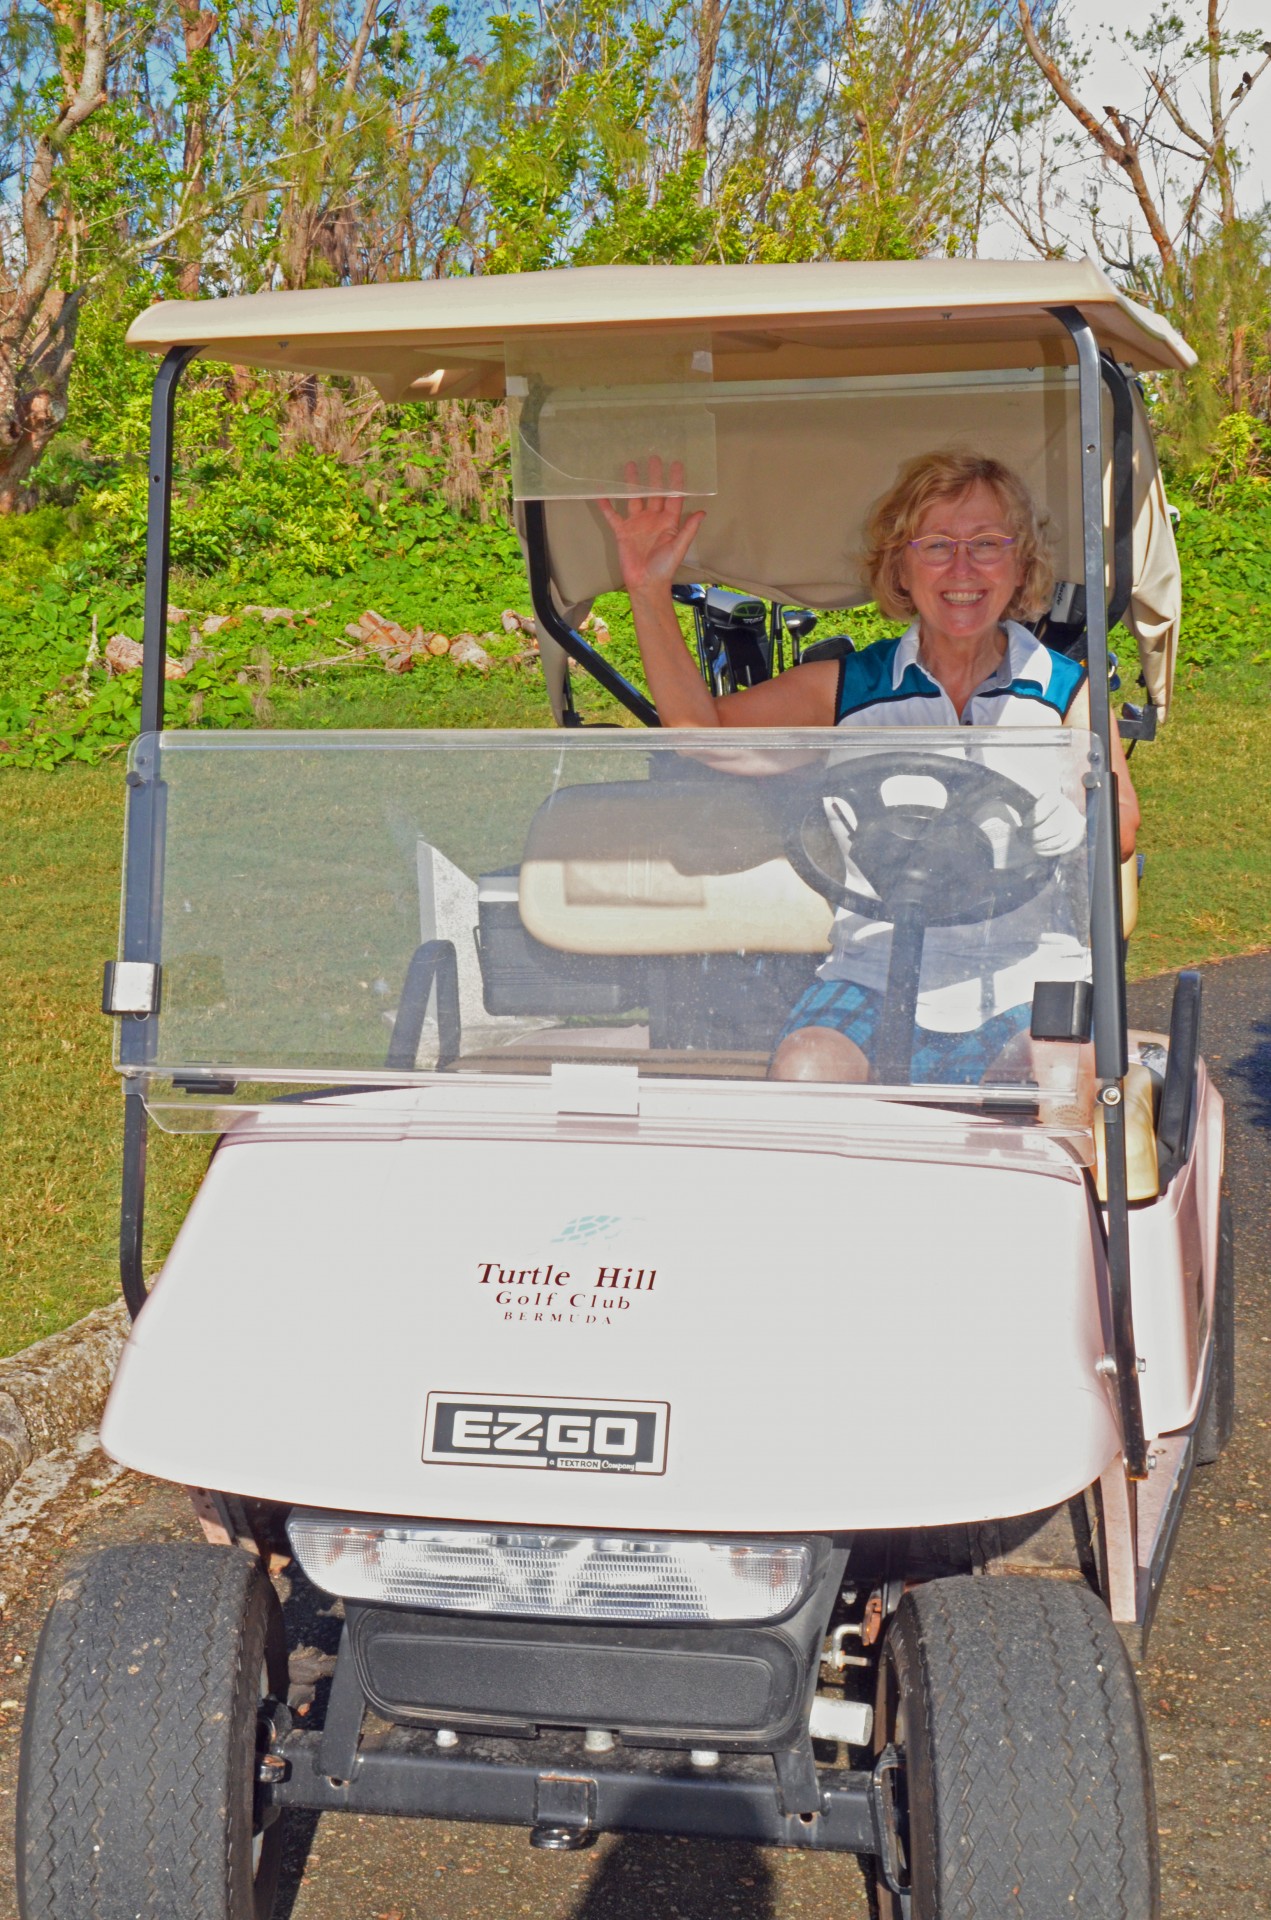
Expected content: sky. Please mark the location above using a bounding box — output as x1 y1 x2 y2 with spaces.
980 0 1271 258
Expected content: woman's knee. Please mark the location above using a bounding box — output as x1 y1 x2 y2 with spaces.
769 1025 870 1083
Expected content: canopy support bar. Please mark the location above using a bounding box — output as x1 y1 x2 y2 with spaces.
1053 305 1147 1482
523 500 659 728
141 345 200 732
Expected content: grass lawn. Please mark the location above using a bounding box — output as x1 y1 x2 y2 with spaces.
1 656 1267 1358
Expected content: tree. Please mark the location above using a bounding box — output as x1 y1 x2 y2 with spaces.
1012 0 1271 456
0 0 109 509
1014 0 1271 295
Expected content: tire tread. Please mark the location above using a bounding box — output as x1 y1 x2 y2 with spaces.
901 1575 1158 1918
16 1541 277 1920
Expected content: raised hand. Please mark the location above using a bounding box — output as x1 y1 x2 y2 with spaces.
597 456 707 600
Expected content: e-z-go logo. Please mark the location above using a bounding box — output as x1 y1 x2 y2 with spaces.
423 1393 668 1473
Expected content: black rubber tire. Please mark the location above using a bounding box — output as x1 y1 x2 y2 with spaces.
1195 1189 1236 1466
870 1575 1158 1920
15 1540 287 1920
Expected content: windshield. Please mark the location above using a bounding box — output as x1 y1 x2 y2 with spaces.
118 727 1101 1128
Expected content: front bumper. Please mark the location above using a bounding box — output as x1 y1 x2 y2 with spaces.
268 1726 883 1855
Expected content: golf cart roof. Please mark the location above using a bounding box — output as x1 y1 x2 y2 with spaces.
127 259 1194 392
127 260 1189 712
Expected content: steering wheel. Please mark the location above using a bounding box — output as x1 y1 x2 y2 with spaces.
785 748 1058 928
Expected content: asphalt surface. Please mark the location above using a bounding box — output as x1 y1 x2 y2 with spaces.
1 955 1268 1919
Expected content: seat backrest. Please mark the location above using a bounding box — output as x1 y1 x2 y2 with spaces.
518 781 833 956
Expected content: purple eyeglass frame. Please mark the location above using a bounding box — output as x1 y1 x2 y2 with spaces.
906 535 1017 563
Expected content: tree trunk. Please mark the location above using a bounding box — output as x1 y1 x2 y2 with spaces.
0 0 107 512
175 5 220 299
279 0 321 287
0 288 83 512
688 0 727 154
1206 0 1236 229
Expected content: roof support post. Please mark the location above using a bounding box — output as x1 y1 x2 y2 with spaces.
117 344 199 1317
141 345 200 732
1053 305 1148 1482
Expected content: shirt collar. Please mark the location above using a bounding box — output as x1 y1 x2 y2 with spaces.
894 620 1039 694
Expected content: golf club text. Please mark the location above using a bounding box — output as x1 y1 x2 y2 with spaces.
476 1261 656 1290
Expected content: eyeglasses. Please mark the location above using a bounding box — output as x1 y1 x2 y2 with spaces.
907 535 1017 566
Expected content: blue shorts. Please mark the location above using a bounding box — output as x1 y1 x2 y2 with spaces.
776 978 1032 1085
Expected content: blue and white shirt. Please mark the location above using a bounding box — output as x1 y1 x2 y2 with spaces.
834 620 1087 729
822 622 1092 1032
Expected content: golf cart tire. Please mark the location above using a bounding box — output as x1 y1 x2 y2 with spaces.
15 1541 287 1920
1194 1188 1236 1466
871 1575 1158 1920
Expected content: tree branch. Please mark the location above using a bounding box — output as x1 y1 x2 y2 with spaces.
1017 0 1176 275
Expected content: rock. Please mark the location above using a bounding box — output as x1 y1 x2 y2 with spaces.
104 635 186 680
449 633 491 672
0 1301 131 1504
104 634 143 672
240 604 298 624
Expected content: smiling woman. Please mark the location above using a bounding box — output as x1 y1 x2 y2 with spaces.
603 448 1139 841
597 447 1142 1092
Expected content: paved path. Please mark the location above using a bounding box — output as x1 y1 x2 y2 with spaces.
0 956 1267 1919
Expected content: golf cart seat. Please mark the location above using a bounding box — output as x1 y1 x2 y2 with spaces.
517 780 832 956
1094 1063 1159 1203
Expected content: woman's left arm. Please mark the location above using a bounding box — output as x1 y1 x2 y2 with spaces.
1065 682 1139 858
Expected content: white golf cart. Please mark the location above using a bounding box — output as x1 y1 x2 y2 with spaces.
17 262 1230 1920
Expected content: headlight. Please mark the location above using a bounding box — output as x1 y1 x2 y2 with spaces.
287 1512 813 1623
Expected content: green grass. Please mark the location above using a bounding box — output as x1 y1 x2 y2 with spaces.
1 655 1268 1357
0 766 209 1352
1126 657 1271 976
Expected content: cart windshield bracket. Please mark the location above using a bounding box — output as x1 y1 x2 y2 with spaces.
1053 304 1147 1482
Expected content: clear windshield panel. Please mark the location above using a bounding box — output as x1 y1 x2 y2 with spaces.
507 333 718 501
120 727 1102 1124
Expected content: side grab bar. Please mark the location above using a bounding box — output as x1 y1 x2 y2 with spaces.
1157 970 1201 1188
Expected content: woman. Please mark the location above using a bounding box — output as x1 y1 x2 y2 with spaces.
599 449 1138 1086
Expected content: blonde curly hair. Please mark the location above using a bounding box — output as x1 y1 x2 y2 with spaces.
863 452 1055 624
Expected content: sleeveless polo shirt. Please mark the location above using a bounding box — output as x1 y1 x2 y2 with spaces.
834 621 1087 729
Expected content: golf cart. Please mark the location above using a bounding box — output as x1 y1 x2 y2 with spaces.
16 262 1230 1920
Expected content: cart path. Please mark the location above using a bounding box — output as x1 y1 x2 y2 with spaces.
0 955 1267 1920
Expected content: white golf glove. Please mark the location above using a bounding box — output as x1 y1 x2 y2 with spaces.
1030 790 1085 857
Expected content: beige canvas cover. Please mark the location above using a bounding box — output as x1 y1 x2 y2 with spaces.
126 259 1193 386
126 258 1188 711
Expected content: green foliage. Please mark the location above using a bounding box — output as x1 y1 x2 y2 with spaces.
573 151 714 266
0 414 551 769
1153 218 1271 472
478 0 706 273
1170 493 1271 670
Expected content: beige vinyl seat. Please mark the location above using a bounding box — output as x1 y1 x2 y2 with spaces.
518 780 833 958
